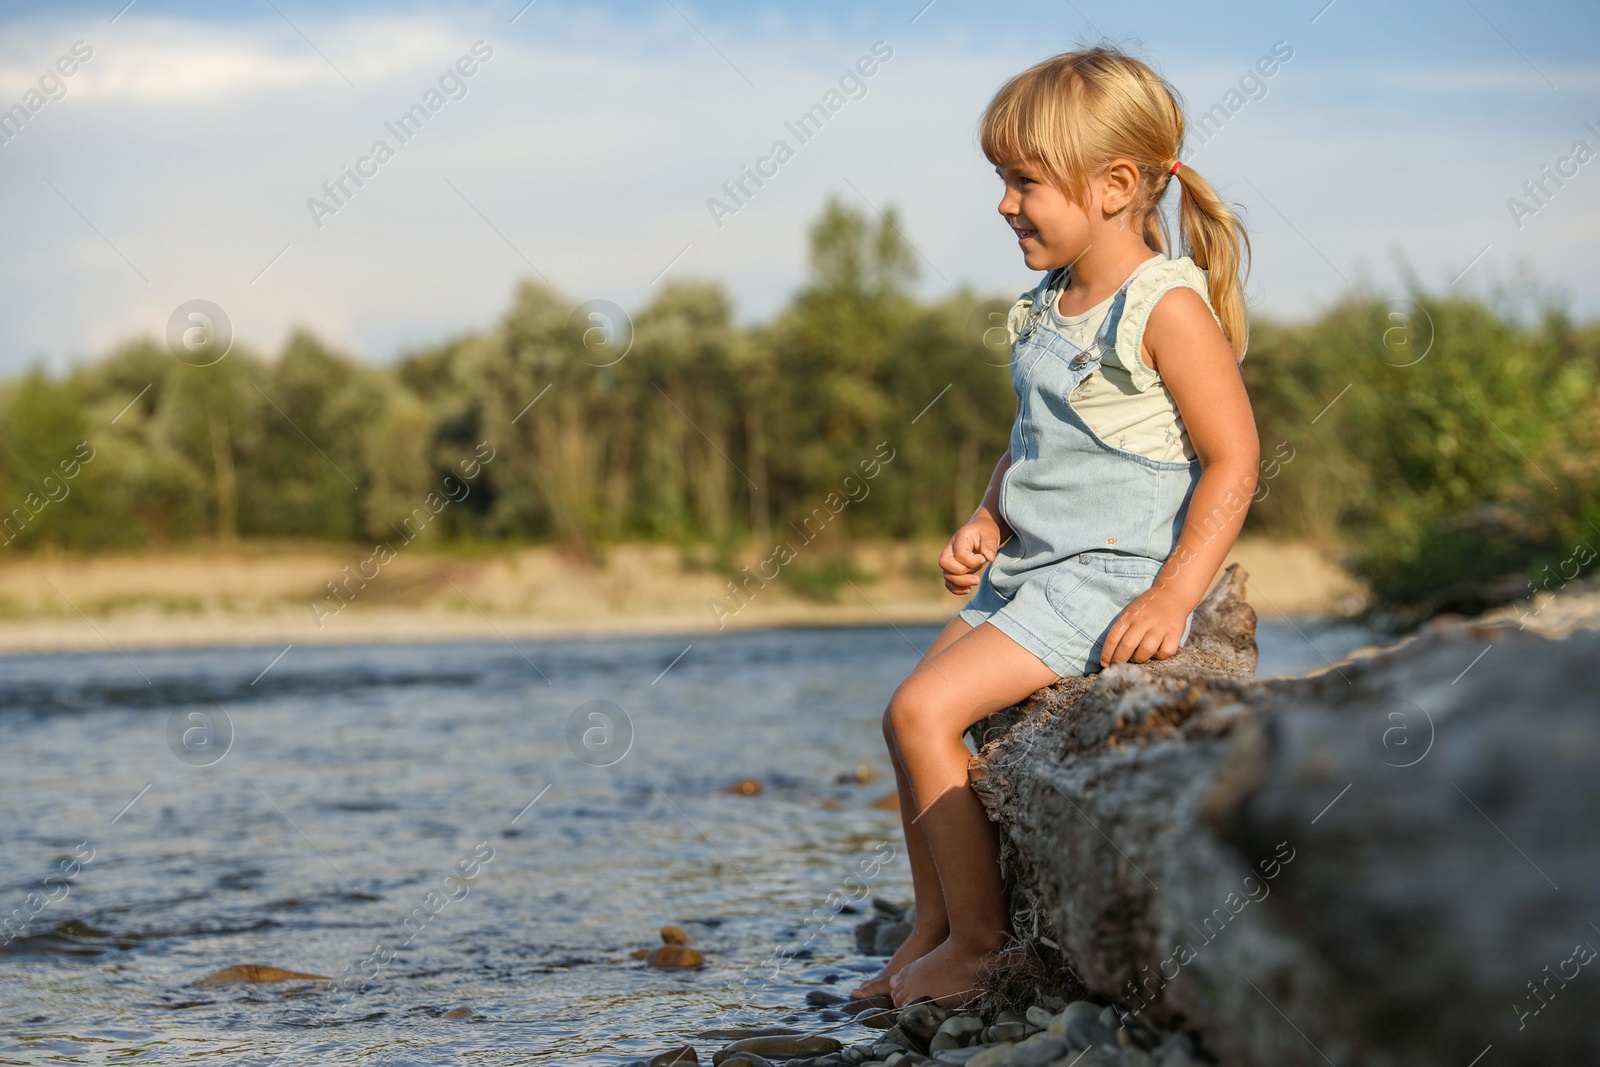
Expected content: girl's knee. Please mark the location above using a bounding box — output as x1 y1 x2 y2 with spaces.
886 679 941 738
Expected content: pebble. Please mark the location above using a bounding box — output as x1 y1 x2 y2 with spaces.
194 964 331 987
441 1006 473 1020
649 1047 698 1066
647 945 705 969
727 779 762 795
719 1057 774 1067
980 1022 1027 1044
1008 1033 1067 1067
713 1036 843 1063
1023 1006 1054 1029
807 990 849 1007
895 1001 948 1049
660 926 693 945
963 1042 1015 1067
928 1014 984 1052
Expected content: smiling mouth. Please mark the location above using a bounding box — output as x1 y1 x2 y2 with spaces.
1014 226 1038 242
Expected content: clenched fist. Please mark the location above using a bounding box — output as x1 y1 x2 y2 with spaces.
939 510 1003 595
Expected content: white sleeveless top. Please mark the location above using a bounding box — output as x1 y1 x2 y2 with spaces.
1003 255 1224 464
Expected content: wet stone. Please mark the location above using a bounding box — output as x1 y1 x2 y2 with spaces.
713 1036 842 1063
843 996 893 1017
963 1043 1015 1067
896 1001 948 1050
649 1047 699 1067
1007 1033 1066 1067
646 944 705 969
929 1014 984 1052
981 1021 1027 1044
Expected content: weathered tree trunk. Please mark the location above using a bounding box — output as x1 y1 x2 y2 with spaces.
967 566 1600 1066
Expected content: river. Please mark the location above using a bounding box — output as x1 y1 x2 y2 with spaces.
0 619 1378 1065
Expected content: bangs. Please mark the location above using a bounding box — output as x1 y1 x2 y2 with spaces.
979 62 1091 196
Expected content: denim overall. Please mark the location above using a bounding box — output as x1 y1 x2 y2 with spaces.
957 264 1203 676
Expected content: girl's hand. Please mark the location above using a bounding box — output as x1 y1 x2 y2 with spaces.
1100 585 1191 667
939 511 1002 594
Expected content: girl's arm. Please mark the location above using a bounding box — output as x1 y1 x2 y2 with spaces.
1100 287 1259 665
940 446 1014 595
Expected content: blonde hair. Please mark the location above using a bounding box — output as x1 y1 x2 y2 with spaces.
980 47 1251 358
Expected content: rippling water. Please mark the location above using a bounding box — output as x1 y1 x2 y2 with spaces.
0 619 1376 1065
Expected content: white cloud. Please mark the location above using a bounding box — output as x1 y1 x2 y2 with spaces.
0 6 1595 377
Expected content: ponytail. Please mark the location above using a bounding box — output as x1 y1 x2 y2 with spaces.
1170 164 1251 360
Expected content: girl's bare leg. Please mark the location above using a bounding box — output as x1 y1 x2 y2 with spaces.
886 622 1059 1008
848 615 973 1001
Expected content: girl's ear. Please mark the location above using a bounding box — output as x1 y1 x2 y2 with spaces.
1098 158 1142 217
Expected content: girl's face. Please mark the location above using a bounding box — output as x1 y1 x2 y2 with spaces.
995 161 1092 272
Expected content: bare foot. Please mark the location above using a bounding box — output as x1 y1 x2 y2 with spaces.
887 934 1010 1008
847 924 948 1001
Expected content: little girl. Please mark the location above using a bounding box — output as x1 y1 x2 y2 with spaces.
852 47 1259 1009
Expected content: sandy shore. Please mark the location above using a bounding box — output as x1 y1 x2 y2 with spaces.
0 538 1364 655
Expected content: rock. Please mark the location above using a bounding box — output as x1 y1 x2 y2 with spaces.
660 926 693 945
929 1050 984 1067
718 1057 774 1067
1117 1049 1155 1067
1007 1033 1066 1067
1023 1006 1054 1029
842 996 893 1017
1063 1016 1111 1053
872 919 914 957
871 791 899 810
698 1028 805 1040
726 778 762 795
194 964 331 987
713 1037 842 1064
981 1022 1027 1044
1046 1001 1100 1041
631 948 652 960
837 764 880 784
872 1029 910 1056
963 1043 1015 1067
1119 1019 1159 1051
441 1006 473 1019
807 990 849 1007
929 1014 985 1052
646 945 704 969
650 1047 699 1066
894 1001 948 1052
968 565 1600 1066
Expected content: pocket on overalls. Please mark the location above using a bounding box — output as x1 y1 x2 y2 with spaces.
1044 552 1164 642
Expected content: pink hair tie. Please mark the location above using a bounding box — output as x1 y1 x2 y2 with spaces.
1168 160 1183 175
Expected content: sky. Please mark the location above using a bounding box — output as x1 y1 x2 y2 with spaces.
0 0 1595 375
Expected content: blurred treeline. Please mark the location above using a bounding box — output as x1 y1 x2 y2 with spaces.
2 198 1597 619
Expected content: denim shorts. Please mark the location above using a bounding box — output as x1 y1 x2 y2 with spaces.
957 549 1194 677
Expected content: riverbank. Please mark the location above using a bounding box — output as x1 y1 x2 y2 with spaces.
0 538 1362 655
